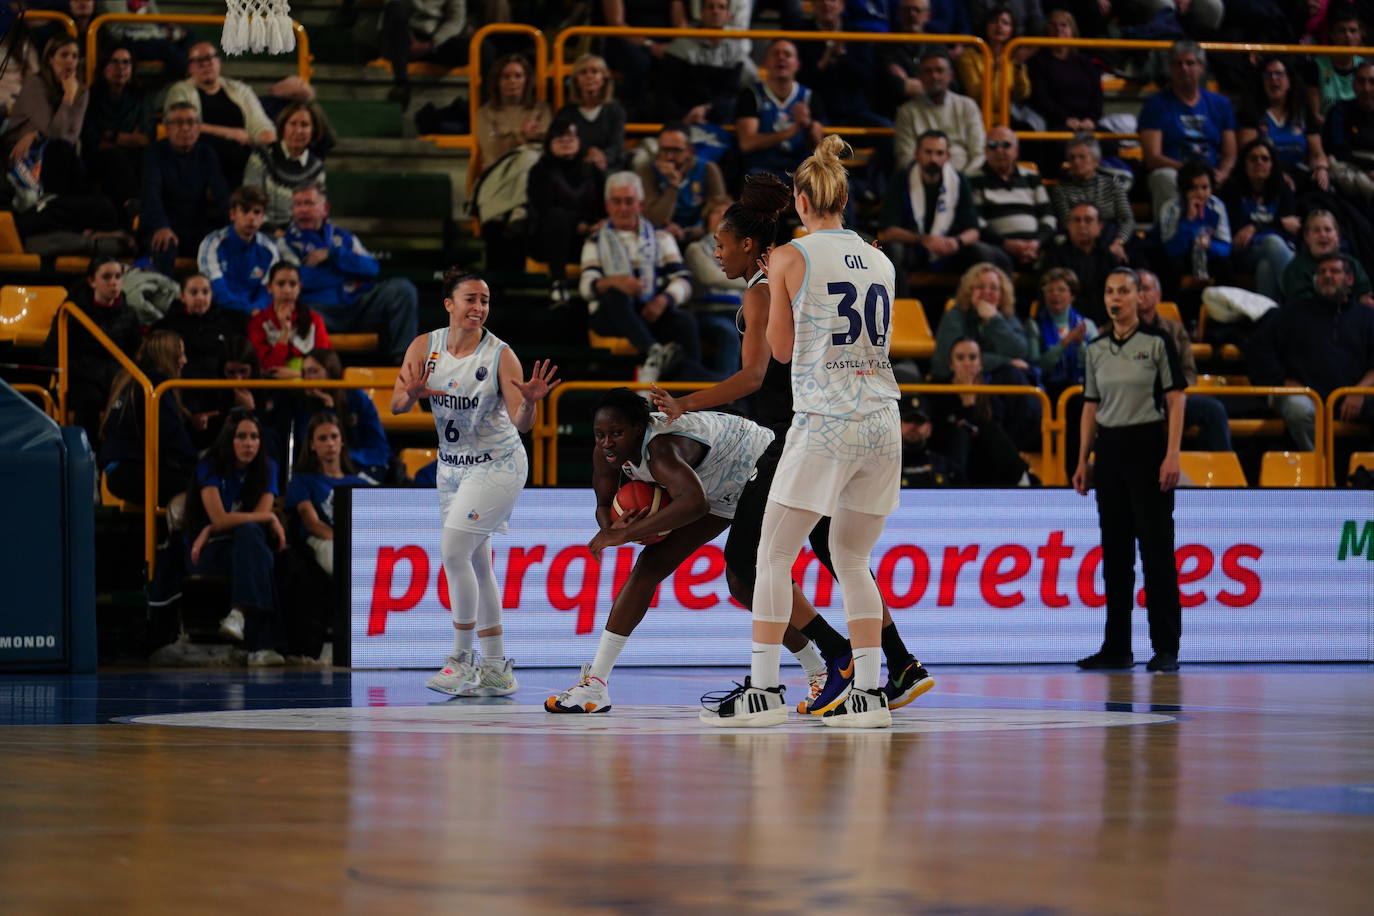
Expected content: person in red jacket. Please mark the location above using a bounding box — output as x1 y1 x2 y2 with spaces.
246 262 329 377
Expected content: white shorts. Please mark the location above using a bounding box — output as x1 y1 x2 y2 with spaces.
436 448 528 534
768 404 901 517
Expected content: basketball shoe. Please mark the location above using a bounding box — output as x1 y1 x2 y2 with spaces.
545 664 611 713
699 677 788 727
798 653 853 715
458 657 519 696
820 684 891 728
883 659 935 709
425 650 479 696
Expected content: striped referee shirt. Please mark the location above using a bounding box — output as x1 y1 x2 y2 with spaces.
1083 323 1186 428
969 163 1057 245
1049 169 1135 246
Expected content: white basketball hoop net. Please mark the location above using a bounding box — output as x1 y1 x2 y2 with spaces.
221 0 296 56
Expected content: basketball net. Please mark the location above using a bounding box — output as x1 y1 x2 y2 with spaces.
221 0 296 56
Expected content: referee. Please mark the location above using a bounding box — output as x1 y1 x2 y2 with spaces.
1072 267 1186 673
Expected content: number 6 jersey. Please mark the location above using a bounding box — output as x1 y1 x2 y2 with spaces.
425 327 523 470
787 229 900 418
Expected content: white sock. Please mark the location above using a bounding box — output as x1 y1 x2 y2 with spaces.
792 641 826 677
479 633 504 661
852 648 881 692
453 626 474 656
589 631 629 682
750 642 782 689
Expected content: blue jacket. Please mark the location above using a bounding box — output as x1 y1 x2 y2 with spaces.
280 222 381 307
197 226 281 314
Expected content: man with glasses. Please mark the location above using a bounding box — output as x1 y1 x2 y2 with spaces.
968 126 1056 270
635 122 727 246
1041 201 1127 324
140 101 230 279
165 41 277 186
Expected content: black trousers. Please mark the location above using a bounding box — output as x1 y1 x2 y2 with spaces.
724 441 835 590
1093 421 1182 656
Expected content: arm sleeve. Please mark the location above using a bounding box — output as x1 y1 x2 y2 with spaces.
893 103 917 172
206 145 231 220
951 176 980 235
1207 200 1232 258
233 79 276 141
657 232 692 306
140 148 169 232
47 87 88 143
930 309 964 381
578 234 602 301
1032 174 1056 243
637 162 675 227
1083 342 1099 402
961 98 987 173
979 313 1030 368
198 233 251 312
1106 174 1134 243
431 0 468 46
1157 333 1186 393
330 227 380 278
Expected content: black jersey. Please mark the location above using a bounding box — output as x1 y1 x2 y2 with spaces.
739 270 794 438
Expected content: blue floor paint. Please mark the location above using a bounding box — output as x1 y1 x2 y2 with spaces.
1227 784 1374 817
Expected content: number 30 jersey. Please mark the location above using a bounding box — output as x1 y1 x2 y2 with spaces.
425 327 523 470
787 229 900 419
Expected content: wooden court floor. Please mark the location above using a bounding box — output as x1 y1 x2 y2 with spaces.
1 665 1371 915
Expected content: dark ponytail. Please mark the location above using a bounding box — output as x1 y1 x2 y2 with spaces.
720 173 792 250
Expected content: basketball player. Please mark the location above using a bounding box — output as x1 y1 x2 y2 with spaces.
392 269 560 697
545 388 774 713
651 174 933 716
700 135 903 728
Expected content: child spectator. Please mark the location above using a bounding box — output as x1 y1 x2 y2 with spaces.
1157 159 1233 284
198 185 282 318
296 348 391 482
99 329 197 505
246 262 330 378
285 411 376 576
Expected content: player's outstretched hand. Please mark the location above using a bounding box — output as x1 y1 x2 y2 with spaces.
648 384 683 421
510 359 561 402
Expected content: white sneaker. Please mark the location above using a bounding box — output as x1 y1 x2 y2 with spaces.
425 650 479 696
218 608 245 642
699 677 788 727
458 657 519 696
820 684 892 728
637 343 667 384
544 663 611 713
247 648 285 667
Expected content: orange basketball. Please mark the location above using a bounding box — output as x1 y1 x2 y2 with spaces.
611 480 673 545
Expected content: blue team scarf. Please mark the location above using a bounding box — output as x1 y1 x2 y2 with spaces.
597 217 660 305
1035 305 1086 384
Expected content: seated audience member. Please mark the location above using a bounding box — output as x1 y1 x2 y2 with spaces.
636 122 727 246
797 0 888 128
181 335 265 449
1027 9 1103 133
655 0 751 125
98 0 195 77
165 41 277 187
893 51 987 174
2 35 86 187
81 45 153 222
899 394 960 486
1157 159 1232 284
527 117 605 305
1322 60 1374 203
247 262 330 378
244 100 329 229
379 0 470 110
279 186 418 364
930 337 1036 486
1027 268 1096 397
1139 41 1237 221
1280 208 1374 306
683 198 745 378
965 0 1043 34
579 171 716 383
1221 138 1298 303
475 53 551 177
184 409 287 666
1248 253 1374 450
1305 5 1366 122
1041 201 1127 324
880 130 1012 297
286 411 378 576
142 102 230 277
875 0 933 119
555 54 627 172
1238 56 1330 190
154 273 243 383
735 39 826 179
198 184 282 319
957 6 1031 121
1137 268 1232 452
597 0 677 120
297 348 392 482
1049 134 1133 262
968 126 1056 270
41 257 141 445
99 330 197 504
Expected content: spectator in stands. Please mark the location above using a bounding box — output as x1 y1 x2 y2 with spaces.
1139 41 1237 223
968 126 1056 270
81 45 153 224
3 35 89 195
1027 267 1096 397
379 0 470 110
99 329 197 504
181 334 266 450
735 39 826 179
0 18 40 120
1137 268 1232 452
1248 252 1374 450
154 273 242 386
1306 5 1365 122
98 0 195 79
1050 135 1132 262
475 53 551 176
967 0 1044 37
247 262 330 378
198 184 280 319
1027 10 1104 133
41 256 141 445
598 0 678 120
1221 138 1298 303
1280 208 1374 306
893 51 986 174
899 393 961 486
925 0 970 34
875 0 933 119
637 122 727 246
243 100 329 229
297 348 391 482
286 411 376 576
957 6 1031 121
527 116 606 306
555 54 627 172
929 337 1036 486
279 186 418 364
184 409 286 666
579 171 715 383
881 130 1011 297
655 0 751 125
1157 159 1232 283
797 0 888 128
933 263 1033 382
1238 56 1331 190
142 102 230 278
165 41 277 188
1042 200 1127 324
1322 60 1374 202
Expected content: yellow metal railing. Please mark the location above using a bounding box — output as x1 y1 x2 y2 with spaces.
18 10 77 38
55 300 150 429
11 383 56 418
85 13 313 84
1325 386 1374 485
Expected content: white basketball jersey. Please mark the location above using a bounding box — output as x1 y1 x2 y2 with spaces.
425 328 522 470
787 229 900 418
623 411 774 518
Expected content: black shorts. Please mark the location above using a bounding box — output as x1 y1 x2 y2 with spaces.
724 441 836 590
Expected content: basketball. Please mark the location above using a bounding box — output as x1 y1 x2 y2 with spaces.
612 480 673 545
